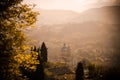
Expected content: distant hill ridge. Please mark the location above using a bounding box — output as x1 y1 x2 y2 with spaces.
36 5 120 25
27 5 120 63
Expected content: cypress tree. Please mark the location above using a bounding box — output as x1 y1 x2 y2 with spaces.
40 42 48 62
75 62 84 80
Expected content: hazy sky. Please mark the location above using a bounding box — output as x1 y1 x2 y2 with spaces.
24 0 119 12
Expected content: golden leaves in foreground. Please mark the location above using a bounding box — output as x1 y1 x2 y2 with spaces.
14 51 39 71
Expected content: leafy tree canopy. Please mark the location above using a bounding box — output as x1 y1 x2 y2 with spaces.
0 0 39 79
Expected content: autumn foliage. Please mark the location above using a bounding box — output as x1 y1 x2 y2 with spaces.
0 0 39 79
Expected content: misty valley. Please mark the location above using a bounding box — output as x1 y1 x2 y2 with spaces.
23 5 120 80
0 1 120 80
27 6 120 66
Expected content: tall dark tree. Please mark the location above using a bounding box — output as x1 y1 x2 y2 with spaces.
35 46 45 80
30 45 45 80
41 42 48 62
75 62 84 80
34 63 45 80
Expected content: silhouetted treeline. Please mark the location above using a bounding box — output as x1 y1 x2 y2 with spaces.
31 42 48 63
75 61 120 80
20 42 48 80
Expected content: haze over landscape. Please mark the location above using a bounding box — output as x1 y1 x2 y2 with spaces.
24 0 120 12
24 0 120 66
1 0 120 80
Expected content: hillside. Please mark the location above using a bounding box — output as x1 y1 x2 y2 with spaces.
70 6 120 24
27 5 120 66
36 9 79 25
35 5 120 26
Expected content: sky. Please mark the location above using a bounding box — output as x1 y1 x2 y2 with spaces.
24 0 119 12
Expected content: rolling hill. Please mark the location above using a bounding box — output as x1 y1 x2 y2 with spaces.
36 9 79 25
35 5 120 26
27 5 120 65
